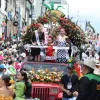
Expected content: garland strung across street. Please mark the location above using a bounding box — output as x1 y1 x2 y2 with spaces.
22 2 86 48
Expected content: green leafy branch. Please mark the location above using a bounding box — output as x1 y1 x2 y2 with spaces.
42 2 64 10
87 22 95 33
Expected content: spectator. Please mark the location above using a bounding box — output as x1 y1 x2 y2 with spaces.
73 59 100 100
7 60 16 80
15 72 26 100
20 71 32 99
0 64 5 76
60 62 78 100
0 75 15 99
15 71 32 99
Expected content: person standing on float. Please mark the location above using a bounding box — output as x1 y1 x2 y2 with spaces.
31 24 44 61
56 28 70 63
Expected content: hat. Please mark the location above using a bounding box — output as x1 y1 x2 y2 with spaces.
0 64 5 69
87 48 91 50
20 53 26 58
94 63 100 76
95 63 100 66
83 58 96 69
0 51 3 55
76 60 83 65
67 62 74 69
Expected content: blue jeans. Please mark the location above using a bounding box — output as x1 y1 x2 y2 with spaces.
62 97 77 100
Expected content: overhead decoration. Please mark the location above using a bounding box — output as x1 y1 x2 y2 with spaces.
44 10 64 23
37 16 49 24
22 23 40 44
58 17 85 47
42 2 64 10
43 2 64 23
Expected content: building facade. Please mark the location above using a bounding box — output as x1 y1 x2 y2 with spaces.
7 0 16 38
32 0 46 19
0 0 7 39
25 0 33 25
6 0 33 39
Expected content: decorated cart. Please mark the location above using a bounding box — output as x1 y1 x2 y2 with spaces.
21 2 85 99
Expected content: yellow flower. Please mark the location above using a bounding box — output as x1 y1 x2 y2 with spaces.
51 76 55 79
9 80 14 84
52 67 57 72
36 75 39 79
45 68 49 73
32 68 35 72
40 79 44 81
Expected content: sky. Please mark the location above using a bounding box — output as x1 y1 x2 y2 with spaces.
60 0 100 33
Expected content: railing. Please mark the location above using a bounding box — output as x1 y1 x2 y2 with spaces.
32 87 50 100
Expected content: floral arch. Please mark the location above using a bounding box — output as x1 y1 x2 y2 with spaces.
22 8 85 48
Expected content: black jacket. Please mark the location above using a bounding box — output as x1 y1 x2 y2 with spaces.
61 74 78 98
77 73 100 100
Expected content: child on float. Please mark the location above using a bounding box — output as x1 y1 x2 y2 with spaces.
44 35 56 62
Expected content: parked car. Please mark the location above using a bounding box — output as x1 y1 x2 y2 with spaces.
22 62 68 100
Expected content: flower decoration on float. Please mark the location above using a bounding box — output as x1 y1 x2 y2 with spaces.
37 16 49 24
22 2 86 48
28 68 63 83
22 22 40 44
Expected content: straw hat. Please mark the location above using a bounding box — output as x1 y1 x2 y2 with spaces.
82 58 96 69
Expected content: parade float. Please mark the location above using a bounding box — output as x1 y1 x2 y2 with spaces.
22 2 85 100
